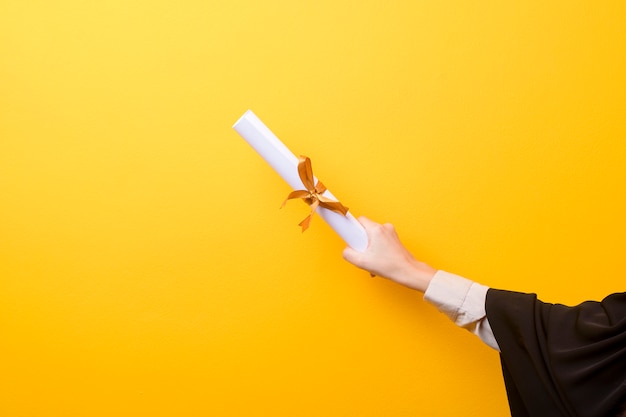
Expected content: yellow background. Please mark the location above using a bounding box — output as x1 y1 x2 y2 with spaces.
1 1 624 416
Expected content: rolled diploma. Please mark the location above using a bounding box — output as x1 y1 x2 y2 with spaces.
233 110 368 252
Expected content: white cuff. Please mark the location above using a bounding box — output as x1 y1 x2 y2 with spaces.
424 270 500 351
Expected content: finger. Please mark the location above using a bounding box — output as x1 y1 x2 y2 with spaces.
358 217 385 236
382 222 399 239
357 216 377 228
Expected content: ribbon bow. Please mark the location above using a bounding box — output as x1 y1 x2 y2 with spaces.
281 156 349 232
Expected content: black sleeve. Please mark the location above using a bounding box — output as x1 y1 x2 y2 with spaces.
485 290 626 417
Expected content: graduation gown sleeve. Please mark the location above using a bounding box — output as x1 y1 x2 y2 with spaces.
485 290 626 417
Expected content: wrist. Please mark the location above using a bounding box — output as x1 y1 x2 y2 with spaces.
399 260 436 292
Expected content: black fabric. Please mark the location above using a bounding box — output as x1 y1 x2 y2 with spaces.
485 289 626 417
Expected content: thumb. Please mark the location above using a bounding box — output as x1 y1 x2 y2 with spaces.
342 246 362 266
343 246 376 277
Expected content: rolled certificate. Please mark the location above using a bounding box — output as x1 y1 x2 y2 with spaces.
233 110 368 252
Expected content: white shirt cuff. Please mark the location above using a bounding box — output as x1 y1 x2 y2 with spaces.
423 270 500 351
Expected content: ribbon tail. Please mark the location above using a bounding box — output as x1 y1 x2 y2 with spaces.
299 199 320 232
298 214 313 232
319 200 349 215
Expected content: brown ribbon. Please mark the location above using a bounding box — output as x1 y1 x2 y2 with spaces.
281 156 349 232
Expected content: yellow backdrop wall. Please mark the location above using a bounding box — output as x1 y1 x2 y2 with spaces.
1 1 624 416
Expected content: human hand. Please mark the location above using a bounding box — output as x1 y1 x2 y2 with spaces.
342 217 436 293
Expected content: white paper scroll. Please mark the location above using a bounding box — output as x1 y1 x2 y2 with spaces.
233 110 368 252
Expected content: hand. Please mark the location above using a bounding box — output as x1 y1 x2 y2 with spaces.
342 217 436 292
